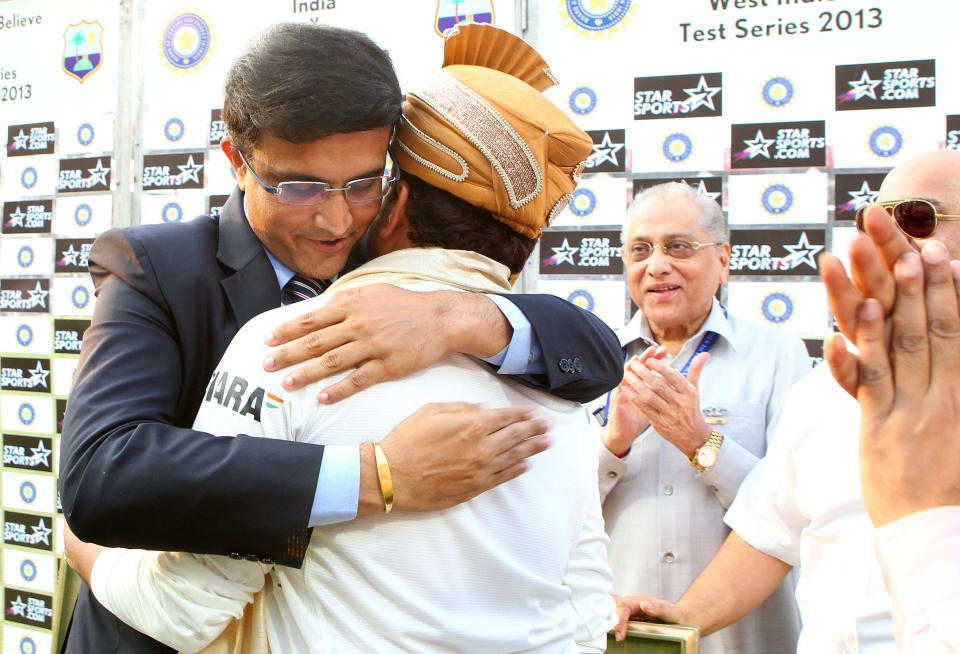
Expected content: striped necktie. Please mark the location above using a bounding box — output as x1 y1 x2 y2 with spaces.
281 275 331 305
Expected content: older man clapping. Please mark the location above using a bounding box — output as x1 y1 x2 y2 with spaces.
597 182 810 654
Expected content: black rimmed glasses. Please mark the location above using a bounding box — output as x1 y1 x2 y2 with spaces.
625 239 719 263
855 199 960 239
238 150 397 206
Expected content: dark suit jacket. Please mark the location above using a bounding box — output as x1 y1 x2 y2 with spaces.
58 188 622 653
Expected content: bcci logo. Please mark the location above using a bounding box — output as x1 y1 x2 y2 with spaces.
20 481 36 504
77 123 96 147
75 203 93 227
21 167 38 190
164 117 186 142
868 125 903 159
761 183 794 216
570 188 597 217
17 246 35 269
566 288 596 312
19 559 37 583
162 202 184 223
72 285 91 309
16 325 33 348
569 86 598 116
563 0 634 36
662 132 693 164
161 12 214 72
63 21 103 83
18 402 35 426
762 76 794 108
761 291 794 324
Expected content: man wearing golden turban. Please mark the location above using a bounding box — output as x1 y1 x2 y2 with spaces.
67 23 619 653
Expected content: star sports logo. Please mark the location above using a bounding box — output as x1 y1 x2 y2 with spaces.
58 157 111 192
730 229 825 275
6 122 56 157
836 60 936 111
731 121 826 169
0 280 51 312
634 73 722 120
56 239 95 272
142 152 205 190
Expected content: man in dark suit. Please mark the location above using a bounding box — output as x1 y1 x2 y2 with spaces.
59 23 622 653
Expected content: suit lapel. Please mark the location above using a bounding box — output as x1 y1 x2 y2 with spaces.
217 187 280 326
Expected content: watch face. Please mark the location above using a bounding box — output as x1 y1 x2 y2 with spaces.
697 446 718 468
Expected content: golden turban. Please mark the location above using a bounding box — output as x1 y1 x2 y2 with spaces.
393 23 593 239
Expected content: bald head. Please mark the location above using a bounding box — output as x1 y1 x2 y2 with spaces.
880 149 960 212
878 149 960 258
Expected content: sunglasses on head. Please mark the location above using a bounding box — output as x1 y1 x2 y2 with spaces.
855 199 960 239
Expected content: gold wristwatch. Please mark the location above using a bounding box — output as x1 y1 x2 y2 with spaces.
690 430 724 472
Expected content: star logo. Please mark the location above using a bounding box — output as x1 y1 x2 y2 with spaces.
176 155 204 185
29 442 52 468
742 130 774 159
27 282 49 309
8 207 26 227
682 76 721 112
27 362 50 389
587 132 624 168
12 130 28 150
692 180 720 202
848 181 879 211
86 159 110 188
61 244 81 266
782 232 824 270
847 70 881 101
7 596 26 617
550 238 580 266
29 518 52 547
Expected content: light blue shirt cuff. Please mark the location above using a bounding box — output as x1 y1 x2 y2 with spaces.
309 444 360 526
480 294 544 375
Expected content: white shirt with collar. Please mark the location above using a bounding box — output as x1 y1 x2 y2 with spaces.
598 299 810 654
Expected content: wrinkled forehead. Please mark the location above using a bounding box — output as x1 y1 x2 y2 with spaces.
625 196 710 241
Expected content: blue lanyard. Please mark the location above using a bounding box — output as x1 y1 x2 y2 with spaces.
680 331 719 376
595 331 720 427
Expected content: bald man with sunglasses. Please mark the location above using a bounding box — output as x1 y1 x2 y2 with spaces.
615 149 960 653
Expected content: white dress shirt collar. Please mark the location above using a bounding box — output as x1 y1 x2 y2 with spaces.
619 297 737 353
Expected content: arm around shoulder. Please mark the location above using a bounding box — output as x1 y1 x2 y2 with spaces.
501 293 622 403
61 226 323 564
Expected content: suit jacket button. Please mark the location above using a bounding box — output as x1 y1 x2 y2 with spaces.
245 553 260 562
573 357 582 373
229 552 242 560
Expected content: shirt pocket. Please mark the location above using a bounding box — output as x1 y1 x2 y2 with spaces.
708 401 767 457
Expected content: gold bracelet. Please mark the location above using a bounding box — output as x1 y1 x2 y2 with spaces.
373 442 394 513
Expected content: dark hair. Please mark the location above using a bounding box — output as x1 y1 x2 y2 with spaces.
386 172 537 275
223 23 402 153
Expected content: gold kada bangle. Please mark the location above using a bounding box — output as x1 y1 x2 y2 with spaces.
373 442 394 513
